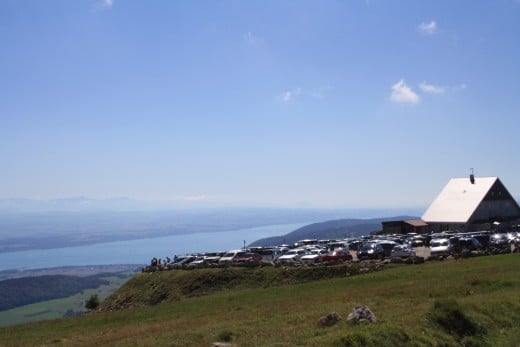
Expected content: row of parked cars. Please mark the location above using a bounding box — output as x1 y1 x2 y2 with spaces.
429 231 518 259
165 237 419 269
167 246 354 268
159 231 518 270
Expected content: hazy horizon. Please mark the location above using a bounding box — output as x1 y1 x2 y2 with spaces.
0 195 429 212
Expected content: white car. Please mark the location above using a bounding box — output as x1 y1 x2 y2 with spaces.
300 249 328 264
429 239 452 258
276 249 306 264
219 249 246 264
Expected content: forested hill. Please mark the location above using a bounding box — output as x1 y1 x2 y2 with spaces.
0 275 108 311
249 216 416 247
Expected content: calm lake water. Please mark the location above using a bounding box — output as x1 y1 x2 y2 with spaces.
0 223 305 271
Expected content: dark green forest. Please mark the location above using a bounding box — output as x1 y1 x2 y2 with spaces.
0 274 108 311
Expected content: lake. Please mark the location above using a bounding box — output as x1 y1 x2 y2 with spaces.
0 223 305 271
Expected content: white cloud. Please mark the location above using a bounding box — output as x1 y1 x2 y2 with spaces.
419 82 445 94
182 195 208 202
390 79 420 104
244 32 260 46
280 87 302 103
419 81 468 95
276 85 330 103
418 21 437 35
92 0 113 11
101 0 114 8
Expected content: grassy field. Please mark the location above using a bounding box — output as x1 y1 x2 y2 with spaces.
0 255 518 346
0 270 136 327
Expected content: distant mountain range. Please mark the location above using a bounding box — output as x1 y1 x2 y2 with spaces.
0 197 428 214
0 197 172 213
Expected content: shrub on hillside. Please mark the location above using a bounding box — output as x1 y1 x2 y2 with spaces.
85 294 100 311
428 299 486 339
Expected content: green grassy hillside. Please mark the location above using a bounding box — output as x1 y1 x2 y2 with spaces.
0 255 518 347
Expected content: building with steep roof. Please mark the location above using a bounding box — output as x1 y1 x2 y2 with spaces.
422 176 520 232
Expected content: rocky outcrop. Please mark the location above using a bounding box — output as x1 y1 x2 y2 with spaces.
318 312 342 327
347 305 377 323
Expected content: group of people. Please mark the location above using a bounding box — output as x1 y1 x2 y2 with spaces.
149 256 176 267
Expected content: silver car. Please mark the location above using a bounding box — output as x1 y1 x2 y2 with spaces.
429 238 452 258
390 244 416 258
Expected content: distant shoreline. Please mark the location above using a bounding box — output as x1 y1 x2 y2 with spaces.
0 225 270 254
0 207 424 253
0 223 308 273
0 264 141 281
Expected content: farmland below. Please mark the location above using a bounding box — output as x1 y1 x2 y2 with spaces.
0 254 518 346
0 267 139 327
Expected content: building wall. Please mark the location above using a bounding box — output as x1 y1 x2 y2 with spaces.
427 223 466 233
470 200 520 223
427 220 520 233
382 221 429 234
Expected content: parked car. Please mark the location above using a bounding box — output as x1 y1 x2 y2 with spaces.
276 249 306 264
234 252 263 263
251 247 283 262
190 252 223 265
472 233 491 249
390 244 416 259
171 255 197 267
219 250 246 264
378 241 397 258
506 232 519 244
410 237 424 247
300 249 328 264
188 256 207 267
429 238 452 258
346 240 364 251
458 237 483 252
357 243 385 260
322 248 353 262
490 233 509 247
489 233 511 253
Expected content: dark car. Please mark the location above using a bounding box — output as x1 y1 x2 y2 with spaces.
472 234 491 249
459 237 482 251
347 240 364 251
489 233 510 253
450 237 482 256
357 243 385 260
378 241 397 257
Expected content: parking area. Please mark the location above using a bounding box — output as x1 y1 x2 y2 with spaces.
143 232 519 272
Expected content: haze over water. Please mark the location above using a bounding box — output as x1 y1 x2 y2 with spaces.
0 223 305 272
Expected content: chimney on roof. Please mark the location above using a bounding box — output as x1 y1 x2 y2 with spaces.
470 168 475 184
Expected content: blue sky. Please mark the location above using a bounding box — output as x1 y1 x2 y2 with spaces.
2 0 520 208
